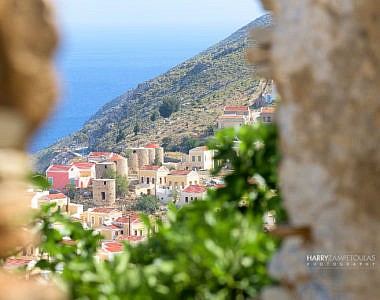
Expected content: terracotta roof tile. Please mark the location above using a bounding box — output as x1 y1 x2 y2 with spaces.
224 106 249 111
92 208 120 213
47 164 71 172
47 193 67 200
145 143 161 149
182 185 207 193
72 162 95 169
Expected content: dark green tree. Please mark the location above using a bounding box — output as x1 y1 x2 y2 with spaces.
116 128 125 143
135 194 159 214
161 136 172 151
65 183 76 200
103 169 129 198
133 122 141 136
150 110 160 121
158 97 180 118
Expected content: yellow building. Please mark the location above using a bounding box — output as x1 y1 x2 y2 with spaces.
80 207 122 228
167 170 200 190
139 165 169 186
188 146 215 170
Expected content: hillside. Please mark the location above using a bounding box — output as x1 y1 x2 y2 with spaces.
33 14 272 172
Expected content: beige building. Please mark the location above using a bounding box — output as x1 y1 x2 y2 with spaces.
217 115 247 129
80 207 122 228
217 106 251 129
187 146 215 170
127 143 164 173
88 152 128 177
92 179 116 206
167 170 200 190
113 214 155 237
178 185 208 207
258 106 275 123
139 165 169 186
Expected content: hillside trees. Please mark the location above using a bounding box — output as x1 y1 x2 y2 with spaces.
158 97 180 118
102 169 128 197
134 194 160 214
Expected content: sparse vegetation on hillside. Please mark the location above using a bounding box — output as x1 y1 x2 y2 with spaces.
33 14 272 172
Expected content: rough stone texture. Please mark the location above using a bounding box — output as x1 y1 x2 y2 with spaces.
0 0 58 148
93 179 116 206
0 0 63 298
261 0 380 299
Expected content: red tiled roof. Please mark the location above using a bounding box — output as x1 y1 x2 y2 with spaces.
106 225 120 230
224 106 249 111
92 208 119 213
168 170 192 176
116 235 144 242
5 258 32 268
47 164 71 172
140 165 160 171
219 115 245 119
110 153 125 160
145 143 161 149
190 146 208 151
72 162 94 169
103 242 123 253
182 185 207 193
261 107 275 113
47 193 67 200
115 217 129 223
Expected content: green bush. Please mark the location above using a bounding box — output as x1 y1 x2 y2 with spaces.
33 124 284 299
158 97 180 118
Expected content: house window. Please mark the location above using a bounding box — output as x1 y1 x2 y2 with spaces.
189 181 192 185
99 217 103 224
103 181 106 185
147 177 150 184
185 197 189 203
181 182 185 189
70 178 75 185
101 192 106 200
194 180 198 185
152 178 155 184
195 197 198 200
198 156 201 162
134 230 138 236
190 197 193 201
160 178 162 184
141 177 144 183
139 230 143 236
48 177 53 184
91 216 95 225
104 165 107 169
192 156 195 162
174 182 178 188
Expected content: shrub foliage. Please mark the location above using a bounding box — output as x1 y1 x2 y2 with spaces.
33 124 284 299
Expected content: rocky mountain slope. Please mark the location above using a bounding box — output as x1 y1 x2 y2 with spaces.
33 14 272 172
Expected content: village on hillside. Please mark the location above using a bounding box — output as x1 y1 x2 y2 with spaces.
7 89 277 268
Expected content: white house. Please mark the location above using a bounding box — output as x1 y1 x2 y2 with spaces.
177 185 207 207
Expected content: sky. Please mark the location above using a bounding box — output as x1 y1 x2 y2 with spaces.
53 0 265 33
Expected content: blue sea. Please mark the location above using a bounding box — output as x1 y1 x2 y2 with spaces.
28 26 235 153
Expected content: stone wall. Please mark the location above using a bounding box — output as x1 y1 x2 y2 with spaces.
93 179 116 206
0 0 65 298
252 1 380 299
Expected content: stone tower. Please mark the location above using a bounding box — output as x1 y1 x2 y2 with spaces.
92 179 116 206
